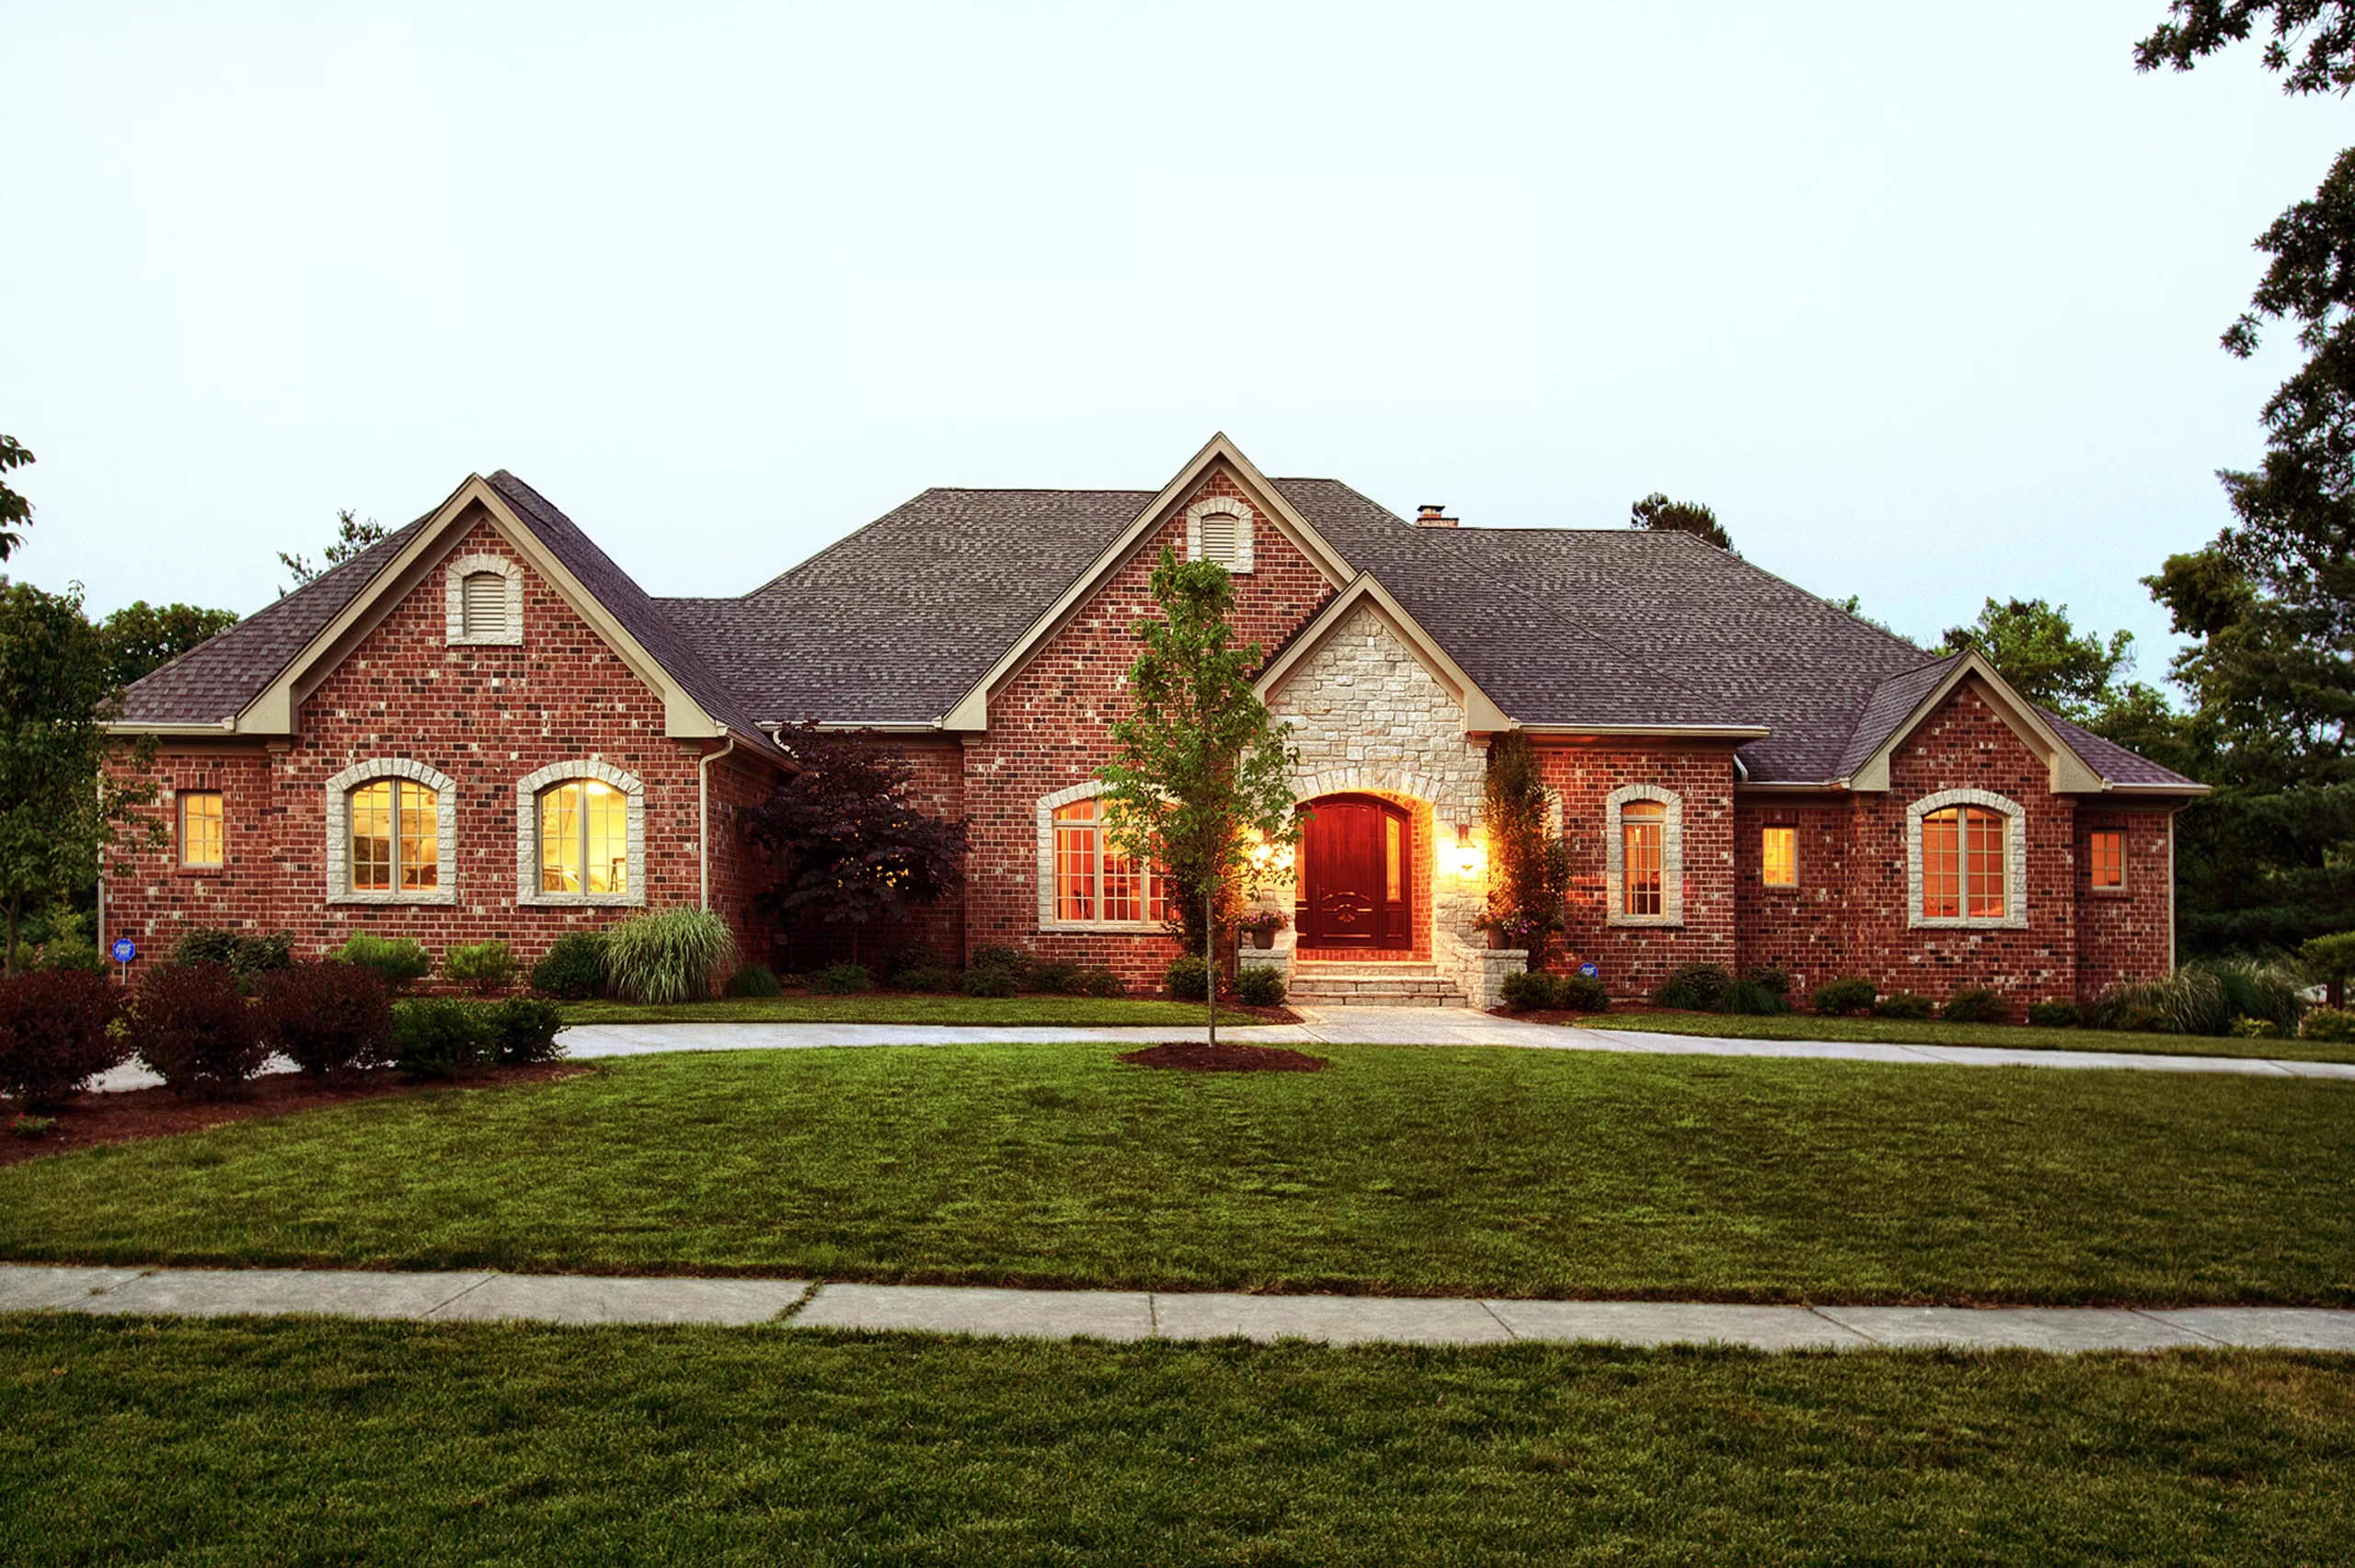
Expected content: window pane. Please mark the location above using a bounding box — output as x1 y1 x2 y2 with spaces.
1965 807 2005 919
350 782 393 891
583 781 628 895
1147 862 1170 925
1921 807 1959 919
1624 822 1663 916
1384 816 1402 903
397 780 438 890
1762 826 1796 887
2091 830 2124 890
1053 802 1097 921
541 782 583 893
180 791 224 868
1103 848 1143 922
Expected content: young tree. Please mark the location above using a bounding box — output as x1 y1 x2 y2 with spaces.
1097 546 1301 1047
0 580 160 973
741 721 967 965
1935 597 2142 722
1481 730 1570 969
279 509 387 591
1630 491 1736 553
99 601 241 688
0 435 34 561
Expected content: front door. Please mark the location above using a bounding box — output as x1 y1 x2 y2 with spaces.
1298 795 1411 949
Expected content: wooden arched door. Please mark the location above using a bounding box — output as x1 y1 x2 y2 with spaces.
1297 795 1411 950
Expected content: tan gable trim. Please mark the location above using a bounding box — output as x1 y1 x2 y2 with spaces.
938 432 1357 731
1844 650 2105 795
1255 572 1515 735
238 475 724 741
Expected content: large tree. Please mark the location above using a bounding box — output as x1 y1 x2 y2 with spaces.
99 601 241 688
1629 492 1736 553
1934 597 2143 722
1097 546 1301 1045
279 509 387 591
0 581 159 973
0 435 34 561
741 721 967 966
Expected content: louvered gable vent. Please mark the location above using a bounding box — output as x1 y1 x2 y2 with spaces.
461 571 509 638
1197 511 1238 568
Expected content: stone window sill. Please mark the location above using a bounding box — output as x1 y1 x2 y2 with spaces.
1908 913 2029 932
1606 915 1684 930
176 864 225 877
518 892 645 909
1038 919 1168 935
330 890 458 907
2088 887 2131 898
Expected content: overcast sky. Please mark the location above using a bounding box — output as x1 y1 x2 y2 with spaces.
5 2 2345 675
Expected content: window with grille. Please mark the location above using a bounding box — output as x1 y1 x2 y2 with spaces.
539 778 629 895
461 571 509 638
1921 806 2005 920
179 791 224 868
1622 800 1665 917
1762 825 1797 887
349 780 440 891
2090 829 2124 891
1052 797 1168 925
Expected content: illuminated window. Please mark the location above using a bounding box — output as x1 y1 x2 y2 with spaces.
1762 825 1797 887
1384 815 1403 903
1050 795 1168 926
1921 806 2005 920
349 779 439 892
179 791 224 868
539 779 629 895
1622 800 1665 917
2090 830 2124 891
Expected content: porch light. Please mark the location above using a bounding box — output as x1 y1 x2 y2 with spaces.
1455 824 1484 880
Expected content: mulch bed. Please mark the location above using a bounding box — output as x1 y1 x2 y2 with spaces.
2 1063 592 1168
1116 1041 1329 1073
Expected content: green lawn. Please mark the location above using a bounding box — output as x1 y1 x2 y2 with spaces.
557 994 1260 1025
1574 1008 2355 1064
3 1318 2350 1565
6 1044 2349 1304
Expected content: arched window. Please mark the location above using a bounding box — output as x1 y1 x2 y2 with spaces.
1039 785 1168 929
1621 799 1665 916
1604 784 1683 926
326 760 456 903
539 778 630 895
1906 789 2026 929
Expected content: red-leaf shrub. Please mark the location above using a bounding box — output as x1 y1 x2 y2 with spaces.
132 962 268 1097
0 969 126 1110
259 960 393 1077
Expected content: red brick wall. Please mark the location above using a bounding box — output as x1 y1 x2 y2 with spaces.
1536 742 1738 996
959 471 1335 990
2074 807 2177 1003
102 509 780 979
1731 798 1854 993
769 736 968 972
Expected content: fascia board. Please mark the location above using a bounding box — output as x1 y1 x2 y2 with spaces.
937 432 1357 731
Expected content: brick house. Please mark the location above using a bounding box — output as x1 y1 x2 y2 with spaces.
105 434 2200 1009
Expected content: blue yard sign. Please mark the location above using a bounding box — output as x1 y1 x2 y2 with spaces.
110 937 136 965
1578 961 1599 979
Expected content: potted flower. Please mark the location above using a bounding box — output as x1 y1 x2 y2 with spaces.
1236 910 1290 950
1486 911 1540 951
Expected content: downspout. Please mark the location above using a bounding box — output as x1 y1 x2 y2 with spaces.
698 729 737 911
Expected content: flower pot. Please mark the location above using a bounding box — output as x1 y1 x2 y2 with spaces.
1246 930 1274 950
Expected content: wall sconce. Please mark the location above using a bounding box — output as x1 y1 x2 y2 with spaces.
1454 824 1484 881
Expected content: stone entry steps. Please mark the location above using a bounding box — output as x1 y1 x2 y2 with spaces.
1289 961 1468 1008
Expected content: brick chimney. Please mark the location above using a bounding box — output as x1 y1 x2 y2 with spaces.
1416 503 1458 528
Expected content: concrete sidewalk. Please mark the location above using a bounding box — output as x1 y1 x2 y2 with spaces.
86 1006 2355 1093
6 1265 2352 1352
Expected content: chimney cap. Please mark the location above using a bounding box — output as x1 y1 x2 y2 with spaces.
1415 503 1459 528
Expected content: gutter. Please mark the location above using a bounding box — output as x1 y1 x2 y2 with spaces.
698 728 738 911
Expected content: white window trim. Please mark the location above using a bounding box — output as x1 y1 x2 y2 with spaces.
1036 780 1166 933
1604 784 1683 928
1183 498 1256 575
326 758 457 905
516 760 648 908
1906 787 2028 930
444 553 524 646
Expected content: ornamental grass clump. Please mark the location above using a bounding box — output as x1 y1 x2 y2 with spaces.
0 969 126 1109
601 909 738 1004
2091 963 2264 1036
133 962 269 1097
258 961 392 1078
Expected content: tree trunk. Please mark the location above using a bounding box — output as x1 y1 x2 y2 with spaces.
1204 878 1217 1049
4 893 18 979
2331 976 2345 1010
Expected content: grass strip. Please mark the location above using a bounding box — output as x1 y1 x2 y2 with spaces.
3 1044 2349 1304
557 995 1269 1026
2 1317 2350 1566
1572 1009 2355 1064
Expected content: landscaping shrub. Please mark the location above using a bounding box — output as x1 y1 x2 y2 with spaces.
1165 955 1210 1001
896 965 960 994
2093 966 2229 1036
390 999 496 1078
886 944 948 979
1942 987 2006 1024
258 961 392 1078
172 928 293 989
1077 967 1125 999
1557 974 1611 1013
1498 970 1557 1012
442 940 518 994
603 909 738 1004
1028 960 1082 996
2195 956 2306 1036
959 965 1017 998
132 963 269 1097
332 933 433 993
1652 963 1732 1012
810 963 873 995
1872 990 1936 1020
531 932 608 1001
1724 967 1793 1015
31 933 104 974
0 969 125 1109
723 962 783 998
2026 999 2084 1028
2229 1015 2281 1039
1233 965 1286 1007
2300 1005 2355 1043
485 998 566 1064
1811 975 1878 1016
